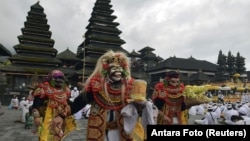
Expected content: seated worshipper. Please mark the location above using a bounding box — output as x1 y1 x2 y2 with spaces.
194 105 219 125
241 102 250 117
223 104 239 125
196 104 205 115
121 79 156 141
212 103 222 119
32 70 77 141
233 107 250 125
188 105 198 116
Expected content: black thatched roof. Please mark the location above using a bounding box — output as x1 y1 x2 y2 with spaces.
57 48 81 61
190 72 213 81
0 44 12 56
147 56 217 72
138 46 155 52
0 64 76 76
129 49 140 57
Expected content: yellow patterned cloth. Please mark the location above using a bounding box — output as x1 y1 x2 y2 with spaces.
132 118 145 141
38 105 77 141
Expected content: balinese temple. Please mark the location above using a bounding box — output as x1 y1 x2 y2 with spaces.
138 46 163 70
129 49 141 63
128 47 163 97
0 44 12 57
0 44 12 93
0 0 237 101
129 47 163 79
0 2 63 94
147 56 218 86
0 44 12 66
56 48 82 87
76 0 128 80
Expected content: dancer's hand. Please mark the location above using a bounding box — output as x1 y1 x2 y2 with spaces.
162 115 171 124
33 117 40 126
50 116 64 137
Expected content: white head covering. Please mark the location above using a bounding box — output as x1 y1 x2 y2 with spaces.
207 105 213 110
238 107 247 115
227 104 232 109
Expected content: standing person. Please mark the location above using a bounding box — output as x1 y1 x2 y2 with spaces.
25 107 34 129
10 95 19 110
70 87 82 120
70 87 79 102
31 70 77 141
121 79 156 141
20 97 29 123
241 92 248 104
70 50 135 141
151 71 187 125
217 91 224 103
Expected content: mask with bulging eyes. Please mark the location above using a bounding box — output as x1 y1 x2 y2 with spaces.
50 70 66 88
108 65 124 82
169 78 180 87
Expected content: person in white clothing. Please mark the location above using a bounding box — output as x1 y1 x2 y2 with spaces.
121 79 156 140
196 104 205 115
241 92 249 104
194 105 219 125
188 105 198 116
70 87 81 119
19 97 29 123
10 95 19 110
70 87 79 102
217 91 224 103
82 104 91 119
213 103 222 119
232 108 250 125
224 104 239 125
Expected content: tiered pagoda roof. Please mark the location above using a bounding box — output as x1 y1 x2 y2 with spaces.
1 2 62 74
76 0 128 77
129 49 141 58
0 44 12 57
138 46 158 60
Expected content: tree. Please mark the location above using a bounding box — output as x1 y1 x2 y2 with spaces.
227 51 236 77
216 50 227 80
235 52 246 74
217 50 227 74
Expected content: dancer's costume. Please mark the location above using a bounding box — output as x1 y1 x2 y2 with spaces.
152 71 188 125
74 50 135 141
32 70 77 141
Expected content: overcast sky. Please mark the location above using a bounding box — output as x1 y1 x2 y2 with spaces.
1 0 250 71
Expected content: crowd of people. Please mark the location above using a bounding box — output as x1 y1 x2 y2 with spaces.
3 50 250 141
190 96 250 125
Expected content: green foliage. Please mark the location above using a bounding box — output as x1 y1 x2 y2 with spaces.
216 50 246 81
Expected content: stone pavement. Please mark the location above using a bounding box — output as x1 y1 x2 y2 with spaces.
0 106 208 141
0 106 88 141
